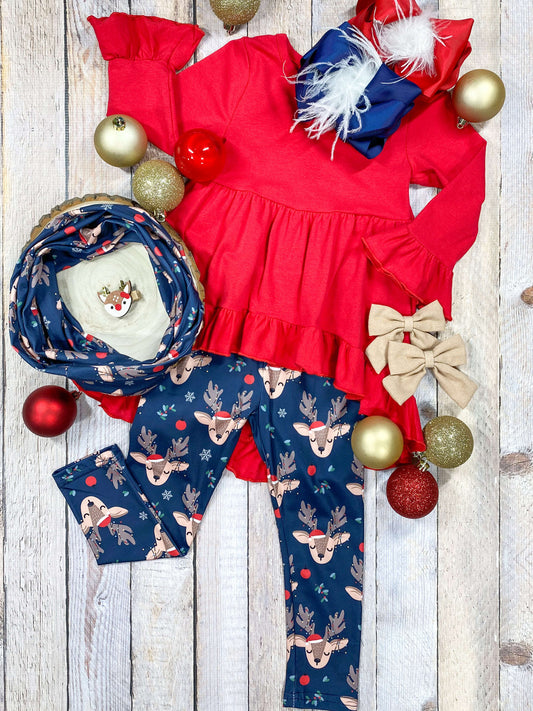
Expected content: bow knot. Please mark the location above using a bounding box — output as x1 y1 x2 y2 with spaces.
382 334 477 408
366 300 446 373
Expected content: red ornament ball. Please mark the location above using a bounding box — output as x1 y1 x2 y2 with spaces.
174 128 227 182
22 385 79 437
386 465 439 519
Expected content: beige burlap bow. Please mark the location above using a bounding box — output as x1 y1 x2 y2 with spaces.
382 334 478 408
366 301 446 373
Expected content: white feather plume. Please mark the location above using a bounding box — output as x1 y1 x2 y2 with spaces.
373 7 441 77
291 26 382 157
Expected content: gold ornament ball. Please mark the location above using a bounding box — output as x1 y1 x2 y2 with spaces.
132 160 185 222
209 0 261 32
351 416 404 470
423 416 474 468
452 69 506 125
94 114 148 167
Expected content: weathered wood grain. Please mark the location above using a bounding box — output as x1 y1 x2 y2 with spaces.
1 1 69 708
64 2 134 710
437 1 501 709
500 0 533 708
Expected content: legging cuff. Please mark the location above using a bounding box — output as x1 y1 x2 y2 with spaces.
53 445 178 564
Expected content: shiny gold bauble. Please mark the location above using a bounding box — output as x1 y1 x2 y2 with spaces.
94 114 148 167
423 416 474 468
452 70 506 125
209 0 261 33
351 416 404 470
132 160 185 222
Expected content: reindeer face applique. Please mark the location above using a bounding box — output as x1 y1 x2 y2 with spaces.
292 502 350 564
293 393 351 457
130 426 189 486
173 484 203 545
169 353 212 385
146 523 179 560
258 366 301 399
194 381 253 445
294 606 349 669
98 280 133 318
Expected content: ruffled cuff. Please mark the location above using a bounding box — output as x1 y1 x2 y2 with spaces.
362 226 453 320
88 13 204 69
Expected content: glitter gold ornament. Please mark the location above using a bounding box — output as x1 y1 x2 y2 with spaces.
351 415 404 470
132 160 185 222
209 0 261 34
94 115 148 167
452 70 505 128
423 415 474 468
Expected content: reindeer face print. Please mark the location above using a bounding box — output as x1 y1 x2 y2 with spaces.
130 426 189 485
146 523 179 560
194 381 252 446
292 502 350 564
258 366 301 399
293 393 351 457
169 353 212 385
79 496 128 536
173 485 203 545
294 606 349 669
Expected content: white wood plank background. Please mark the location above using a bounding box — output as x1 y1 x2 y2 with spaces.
1 0 531 710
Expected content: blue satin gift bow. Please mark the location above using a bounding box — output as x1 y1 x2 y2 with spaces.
295 22 422 159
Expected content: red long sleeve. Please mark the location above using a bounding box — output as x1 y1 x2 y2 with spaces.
88 13 204 155
362 94 486 319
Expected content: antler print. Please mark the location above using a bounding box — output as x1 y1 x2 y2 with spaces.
277 451 296 478
108 522 136 546
137 426 158 455
347 457 364 496
168 436 189 460
328 506 347 536
182 484 200 514
324 610 346 642
204 381 223 413
346 555 364 601
327 395 348 426
296 605 315 636
347 665 359 691
299 392 318 422
298 501 318 530
231 390 253 418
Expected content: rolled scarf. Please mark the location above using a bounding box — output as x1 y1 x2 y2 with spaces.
9 197 204 396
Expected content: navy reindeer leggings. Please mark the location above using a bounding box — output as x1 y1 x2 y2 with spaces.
54 352 365 711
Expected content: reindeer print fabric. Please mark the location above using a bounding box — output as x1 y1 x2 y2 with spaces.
9 199 204 396
53 352 364 710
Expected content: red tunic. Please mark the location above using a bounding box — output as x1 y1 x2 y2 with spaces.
90 14 486 457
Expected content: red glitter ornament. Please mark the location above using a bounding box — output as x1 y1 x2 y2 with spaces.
22 385 80 437
174 128 227 182
386 464 439 519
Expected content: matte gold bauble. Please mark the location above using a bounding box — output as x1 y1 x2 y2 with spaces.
351 416 404 470
209 0 261 33
132 160 185 222
423 416 474 468
94 115 148 167
452 70 505 127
